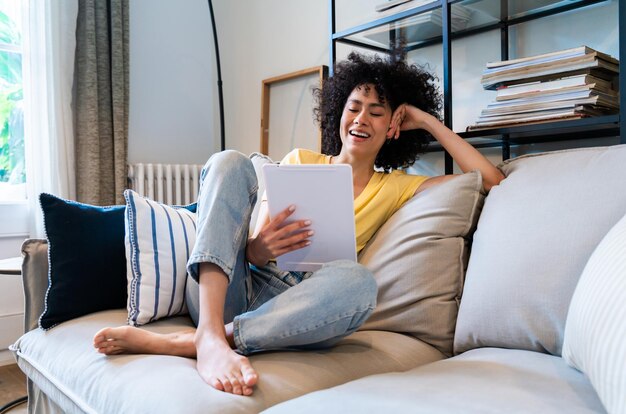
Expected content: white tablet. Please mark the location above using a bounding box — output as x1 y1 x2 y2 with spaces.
262 163 357 272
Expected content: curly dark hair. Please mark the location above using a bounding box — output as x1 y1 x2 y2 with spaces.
314 48 442 171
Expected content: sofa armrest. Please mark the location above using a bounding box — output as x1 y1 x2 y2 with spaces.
21 239 48 332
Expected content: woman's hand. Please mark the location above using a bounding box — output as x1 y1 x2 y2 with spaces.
386 104 433 140
388 103 504 191
245 205 313 267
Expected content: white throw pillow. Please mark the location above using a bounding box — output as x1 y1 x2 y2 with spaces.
454 144 626 356
562 212 626 414
124 189 197 326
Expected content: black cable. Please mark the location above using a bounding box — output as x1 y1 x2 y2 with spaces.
207 0 226 151
0 396 27 414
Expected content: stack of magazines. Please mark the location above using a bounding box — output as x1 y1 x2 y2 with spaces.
468 46 619 131
366 1 472 46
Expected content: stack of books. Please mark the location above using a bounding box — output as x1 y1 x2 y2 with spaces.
366 1 472 47
468 46 619 131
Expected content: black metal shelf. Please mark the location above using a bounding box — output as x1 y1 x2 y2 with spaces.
329 0 623 173
332 1 441 42
334 0 610 53
424 115 620 158
460 114 619 140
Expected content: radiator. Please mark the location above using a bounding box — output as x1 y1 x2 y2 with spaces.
128 163 204 205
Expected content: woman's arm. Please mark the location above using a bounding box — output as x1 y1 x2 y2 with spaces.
388 104 504 192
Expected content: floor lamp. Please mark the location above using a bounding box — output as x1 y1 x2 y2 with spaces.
207 0 225 151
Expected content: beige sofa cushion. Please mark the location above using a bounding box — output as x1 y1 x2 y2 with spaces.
12 310 443 414
263 348 605 414
563 212 626 414
359 171 484 357
454 144 626 356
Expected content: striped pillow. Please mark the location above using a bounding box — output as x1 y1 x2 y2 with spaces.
124 189 197 326
562 212 626 414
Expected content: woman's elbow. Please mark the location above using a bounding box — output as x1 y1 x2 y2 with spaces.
483 170 505 192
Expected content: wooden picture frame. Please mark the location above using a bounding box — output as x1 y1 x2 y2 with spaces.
260 65 328 156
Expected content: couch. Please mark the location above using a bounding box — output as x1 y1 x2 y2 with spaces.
10 144 626 413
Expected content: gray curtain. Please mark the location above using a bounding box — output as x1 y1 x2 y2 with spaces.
74 0 129 205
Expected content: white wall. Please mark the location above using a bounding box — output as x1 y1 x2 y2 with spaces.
128 0 328 163
213 0 328 157
128 0 220 165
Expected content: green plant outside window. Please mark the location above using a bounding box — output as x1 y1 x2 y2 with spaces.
0 4 24 188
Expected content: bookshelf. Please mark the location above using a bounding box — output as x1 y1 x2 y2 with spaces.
329 0 624 173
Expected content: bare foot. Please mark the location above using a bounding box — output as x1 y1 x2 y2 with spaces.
196 333 258 396
93 326 196 357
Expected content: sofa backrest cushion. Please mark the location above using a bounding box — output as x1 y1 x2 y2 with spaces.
454 144 626 356
562 212 626 414
359 171 485 357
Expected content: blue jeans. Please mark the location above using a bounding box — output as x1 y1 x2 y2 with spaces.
186 150 377 355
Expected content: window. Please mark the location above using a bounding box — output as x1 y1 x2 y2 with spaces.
0 1 24 201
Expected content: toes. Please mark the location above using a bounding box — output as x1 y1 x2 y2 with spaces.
93 334 110 348
96 338 117 349
208 377 224 392
219 376 233 393
241 365 258 387
94 328 113 341
97 344 121 355
229 376 243 395
106 346 124 355
242 385 254 396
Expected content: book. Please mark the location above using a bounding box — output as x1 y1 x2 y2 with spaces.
485 46 619 70
467 115 586 131
495 74 614 100
476 107 594 122
496 84 616 102
467 106 600 131
481 58 619 90
482 52 618 78
481 95 618 117
478 104 607 120
486 89 619 110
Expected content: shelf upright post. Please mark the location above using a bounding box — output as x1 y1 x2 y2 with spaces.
500 0 510 159
617 1 626 144
390 24 397 52
329 0 337 76
499 0 509 62
442 0 453 174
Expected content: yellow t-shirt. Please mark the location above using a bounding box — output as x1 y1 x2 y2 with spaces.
280 148 429 252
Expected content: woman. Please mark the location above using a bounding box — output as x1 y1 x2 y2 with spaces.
93 50 504 397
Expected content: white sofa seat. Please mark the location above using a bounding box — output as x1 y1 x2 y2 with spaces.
11 309 443 414
263 347 606 414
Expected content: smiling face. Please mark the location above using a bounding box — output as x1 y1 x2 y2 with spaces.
338 84 393 163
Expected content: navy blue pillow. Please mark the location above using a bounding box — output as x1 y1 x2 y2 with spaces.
39 193 128 329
